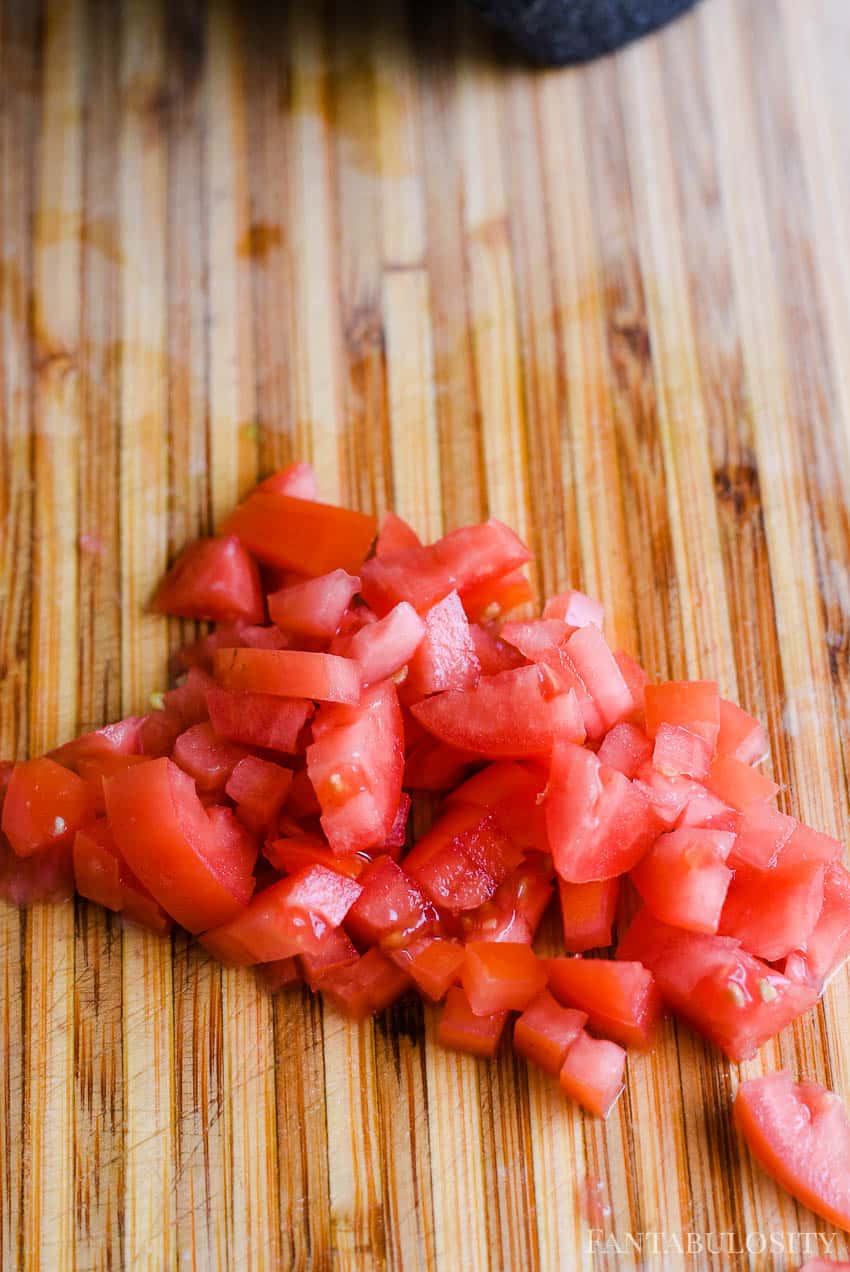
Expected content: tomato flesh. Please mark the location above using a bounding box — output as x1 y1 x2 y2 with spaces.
153 535 264 623
719 858 826 962
704 753 779 811
214 647 361 705
783 862 850 991
404 591 481 699
223 491 377 575
267 568 360 639
404 805 523 913
558 878 620 952
597 722 652 779
644 680 720 743
2 757 93 858
542 590 603 628
341 601 426 686
73 817 170 933
559 1031 626 1118
172 722 250 793
513 990 588 1075
438 985 508 1058
460 568 533 623
374 510 422 558
206 686 312 753
225 756 293 833
256 462 319 500
461 942 547 1015
716 698 769 764
345 856 435 949
630 828 735 935
391 937 465 1001
546 957 662 1050
319 946 411 1019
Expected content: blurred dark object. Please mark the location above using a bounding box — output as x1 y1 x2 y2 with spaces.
468 0 701 64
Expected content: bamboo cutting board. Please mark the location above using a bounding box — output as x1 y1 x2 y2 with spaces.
2 0 850 1268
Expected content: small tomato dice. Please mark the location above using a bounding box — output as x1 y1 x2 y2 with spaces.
153 535 264 623
546 957 662 1051
558 878 620 953
461 942 547 1015
559 1031 626 1118
2 757 92 858
513 990 588 1075
437 985 509 1058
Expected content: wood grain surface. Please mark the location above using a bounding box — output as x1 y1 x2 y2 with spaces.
2 0 850 1268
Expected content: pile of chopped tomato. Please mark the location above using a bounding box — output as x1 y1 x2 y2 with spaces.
3 463 850 1155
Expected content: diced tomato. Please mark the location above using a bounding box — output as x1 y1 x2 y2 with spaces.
565 625 634 730
719 859 826 962
559 1031 625 1118
446 760 547 854
225 756 293 833
0 832 74 907
341 602 426 686
558 878 620 953
2 757 93 858
206 686 313 753
345 856 436 948
461 942 547 1015
308 681 404 854
214 647 361 705
783 863 850 992
171 722 249 793
403 739 480 791
222 492 378 576
383 793 411 856
513 990 588 1075
172 620 290 674
460 568 533 623
153 535 264 623
200 864 362 964
676 786 739 833
374 510 422 558
265 834 365 881
632 761 699 827
403 591 481 700
51 717 144 769
730 804 795 870
461 858 554 944
437 985 508 1058
391 937 465 1001
597 722 652 779
782 821 843 868
631 829 735 936
259 956 302 992
614 651 648 715
469 623 527 676
319 947 411 1019
73 817 170 934
545 741 661 883
256 461 319 500
104 758 256 932
267 568 360 642
158 667 217 730
643 680 720 743
716 698 769 764
651 723 713 781
285 768 322 821
704 754 779 811
543 590 603 629
299 926 360 990
412 665 584 759
734 1072 850 1233
546 957 662 1050
500 619 605 739
360 520 531 617
617 908 818 1061
405 805 523 912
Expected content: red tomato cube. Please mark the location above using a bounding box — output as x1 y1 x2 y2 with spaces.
546 957 662 1050
222 492 377 576
462 859 554 944
468 623 527 676
716 697 769 764
265 834 365 881
403 739 480 792
256 461 319 500
2 757 93 858
319 947 411 1019
719 858 826 962
644 680 720 743
405 805 523 913
267 568 360 639
630 828 735 935
500 619 605 740
513 990 588 1075
783 862 850 992
461 942 547 1015
460 568 533 623
558 878 620 953
437 986 509 1058
596 722 652 778
225 756 293 833
559 1031 626 1118
0 832 75 907
404 591 481 699
206 686 313 754
73 817 170 934
704 754 779 811
214 647 362 705
153 535 264 624
374 510 422 558
345 857 435 948
564 625 634 730
391 937 465 1001
542 590 604 629
299 926 360 990
341 601 426 686
172 722 250 793
651 723 714 781
259 957 302 992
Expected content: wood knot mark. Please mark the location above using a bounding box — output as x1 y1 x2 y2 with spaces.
346 306 384 358
238 223 283 261
713 458 762 519
610 310 651 364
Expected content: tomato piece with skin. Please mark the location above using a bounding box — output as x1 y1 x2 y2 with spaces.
340 602 426 686
437 985 509 1058
200 864 362 965
412 665 585 759
468 623 527 676
558 878 620 953
51 717 144 769
404 805 523 913
104 758 256 932
782 821 843 868
783 862 850 992
345 856 436 949
734 1072 850 1234
267 569 360 640
644 680 720 743
265 834 365 881
716 697 769 764
460 568 533 623
719 858 826 962
206 686 313 753
559 1031 626 1119
258 957 302 992
360 519 531 617
172 722 250 793
403 591 481 700
597 722 652 779
630 829 735 936
403 739 480 792
318 947 411 1019
256 462 319 500
617 908 818 1061
564 624 634 731
676 786 739 833
308 681 404 854
225 756 293 833
513 990 588 1075
73 817 170 934
614 651 648 715
546 957 662 1050
651 723 714 781
632 761 700 827
446 760 547 854
222 492 378 576
153 535 265 623
500 619 605 740
298 926 360 990
461 858 554 945
374 510 422 558
390 937 465 1001
543 590 603 629
214 647 361 705
0 831 75 907
545 741 661 883
704 753 779 811
462 942 547 1015
2 757 93 858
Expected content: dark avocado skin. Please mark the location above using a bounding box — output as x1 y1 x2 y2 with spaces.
467 0 701 65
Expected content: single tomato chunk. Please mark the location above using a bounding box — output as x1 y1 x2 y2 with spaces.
153 535 264 623
345 856 436 949
734 1072 850 1233
546 957 662 1051
597 722 652 779
256 461 319 500
225 756 293 833
206 686 313 753
783 862 850 992
258 957 302 992
374 510 422 558
0 832 74 907
461 942 547 1015
403 591 481 699
200 864 362 965
390 937 465 1002
2 757 93 858
630 828 735 935
437 985 509 1058
564 624 634 730
267 568 360 640
222 492 377 575
643 680 720 744
411 665 585 759
214 647 361 705
469 623 527 676
542 590 603 629
704 753 779 811
404 805 523 913
341 602 426 686
727 802 796 869
446 760 547 854
403 739 480 792
172 722 250 793
299 927 360 990
73 817 170 934
265 834 365 881
460 568 533 623
319 946 411 1019
513 990 588 1075
651 723 714 781
719 858 826 962
307 681 404 854
558 878 620 953
559 1031 626 1118
545 741 661 883
104 758 256 932
716 697 769 764
461 858 554 944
